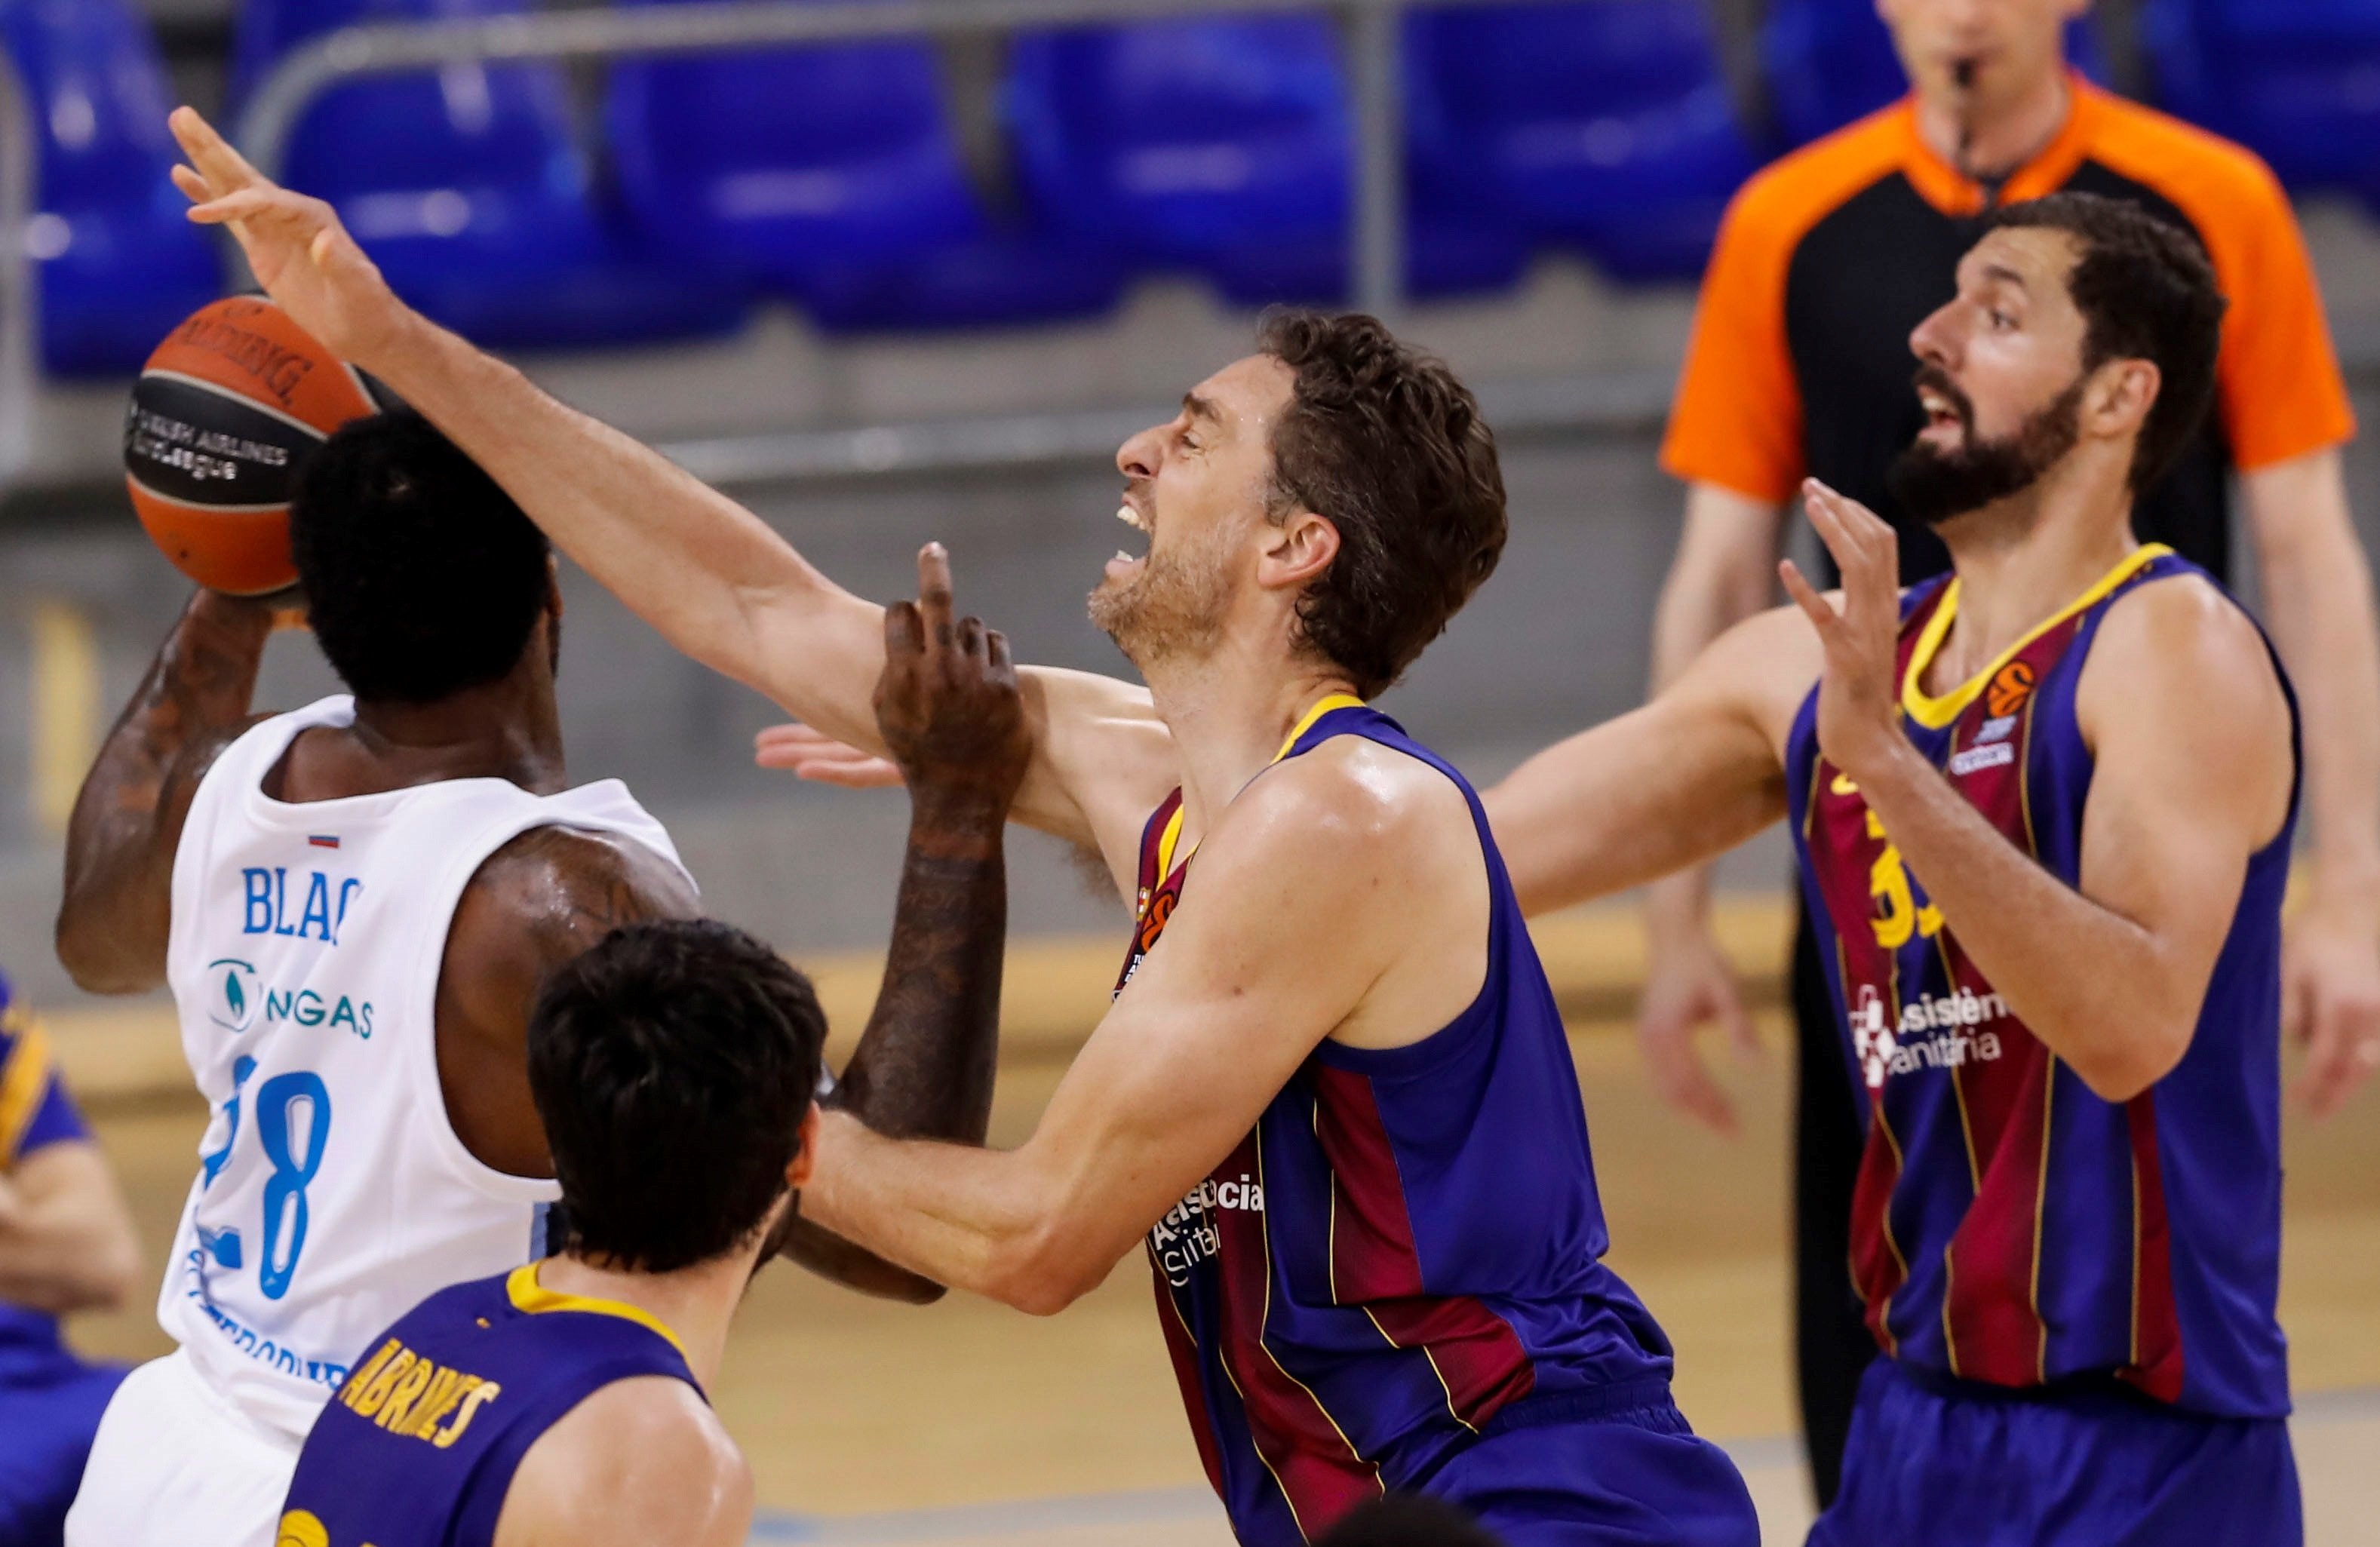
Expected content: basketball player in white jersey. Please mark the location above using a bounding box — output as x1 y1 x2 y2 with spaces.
52 412 1025 1547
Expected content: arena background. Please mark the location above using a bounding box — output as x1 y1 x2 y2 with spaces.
2 1 2375 1541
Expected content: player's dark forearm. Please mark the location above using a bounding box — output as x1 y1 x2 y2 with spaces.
836 790 1009 1143
56 591 273 993
778 790 1009 1301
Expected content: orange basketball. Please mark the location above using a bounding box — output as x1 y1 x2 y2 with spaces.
124 296 385 596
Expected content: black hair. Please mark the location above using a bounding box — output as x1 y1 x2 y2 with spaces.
527 919 826 1275
1983 192 2229 493
1258 312 1509 700
1313 1495 1509 1547
289 410 553 703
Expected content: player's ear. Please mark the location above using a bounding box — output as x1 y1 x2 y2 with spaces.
545 554 564 620
2090 358 2160 442
786 1102 821 1191
1258 507 1340 595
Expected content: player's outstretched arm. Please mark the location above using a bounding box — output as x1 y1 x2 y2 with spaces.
56 588 302 993
775 560 1033 1303
1789 481 2295 1101
165 109 1173 869
799 747 1452 1314
493 1377 751 1547
1482 603 1810 919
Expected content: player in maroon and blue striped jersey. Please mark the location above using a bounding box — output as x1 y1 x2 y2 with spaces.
1496 192 2319 1545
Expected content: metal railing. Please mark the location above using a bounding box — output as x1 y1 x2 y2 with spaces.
0 48 36 490
233 0 1587 326
217 0 1662 490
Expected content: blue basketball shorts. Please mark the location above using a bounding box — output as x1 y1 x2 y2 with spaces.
1809 1356 2300 1547
1421 1390 1761 1547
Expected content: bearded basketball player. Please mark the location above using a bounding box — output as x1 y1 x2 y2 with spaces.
1490 194 2308 1544
167 107 1759 1546
54 413 1014 1547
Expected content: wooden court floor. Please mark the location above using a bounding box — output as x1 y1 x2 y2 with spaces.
68 1014 2379 1545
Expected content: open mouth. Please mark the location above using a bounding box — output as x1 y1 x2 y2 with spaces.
1107 499 1151 579
1916 380 1970 443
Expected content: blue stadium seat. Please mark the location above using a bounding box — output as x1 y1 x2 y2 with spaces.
0 0 221 376
1408 1 1763 284
1007 16 1525 308
1762 0 2108 148
605 0 1124 333
2144 0 2380 204
230 0 744 351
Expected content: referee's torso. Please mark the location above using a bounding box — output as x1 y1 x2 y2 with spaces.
1663 75 2354 585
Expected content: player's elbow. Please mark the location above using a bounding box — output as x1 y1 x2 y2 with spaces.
984 1226 1106 1317
74 1230 142 1316
2068 1019 2194 1105
53 905 155 996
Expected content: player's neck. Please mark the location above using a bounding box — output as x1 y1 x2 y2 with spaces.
1147 652 1360 839
537 1251 745 1391
1935 480 2138 680
1915 66 2070 184
342 669 567 796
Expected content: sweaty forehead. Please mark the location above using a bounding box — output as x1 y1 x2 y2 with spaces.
1192 355 1297 433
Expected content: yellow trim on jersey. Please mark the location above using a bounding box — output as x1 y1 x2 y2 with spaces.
0 1019 56 1167
1160 694 1367 881
1154 804 1190 882
1276 692 1367 761
505 1261 689 1361
1899 546 2171 730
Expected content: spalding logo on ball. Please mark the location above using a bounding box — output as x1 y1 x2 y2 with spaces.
123 296 392 595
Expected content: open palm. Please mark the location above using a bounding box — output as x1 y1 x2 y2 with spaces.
166 106 407 364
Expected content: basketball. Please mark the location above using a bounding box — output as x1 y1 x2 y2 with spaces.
122 296 385 595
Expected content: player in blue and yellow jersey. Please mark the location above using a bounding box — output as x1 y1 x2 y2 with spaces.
1494 190 2320 1544
0 970 142 1545
275 920 814 1547
275 569 1033 1547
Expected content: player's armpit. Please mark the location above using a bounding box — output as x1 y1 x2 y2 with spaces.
435 827 702 1180
1015 665 1175 892
1485 603 1811 916
493 1378 752 1547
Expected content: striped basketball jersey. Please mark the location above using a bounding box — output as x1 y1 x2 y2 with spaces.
276 1263 700 1547
1121 698 1675 1547
1786 545 2297 1417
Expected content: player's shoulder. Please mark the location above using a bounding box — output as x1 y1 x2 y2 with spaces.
456 824 700 956
2084 91 2292 227
2088 567 2283 720
498 1377 751 1547
1211 733 1473 890
1719 104 1914 251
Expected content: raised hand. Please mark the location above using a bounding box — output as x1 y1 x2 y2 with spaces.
755 723 904 790
1779 480 1906 785
874 545 1031 819
167 107 407 364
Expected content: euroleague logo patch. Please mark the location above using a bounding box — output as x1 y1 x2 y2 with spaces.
1985 660 2038 719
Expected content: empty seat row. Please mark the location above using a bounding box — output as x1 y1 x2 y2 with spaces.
9 0 2380 374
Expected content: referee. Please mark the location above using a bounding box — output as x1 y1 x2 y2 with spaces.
1644 0 2380 1506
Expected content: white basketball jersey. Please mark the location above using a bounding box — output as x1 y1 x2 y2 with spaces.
160 695 694 1441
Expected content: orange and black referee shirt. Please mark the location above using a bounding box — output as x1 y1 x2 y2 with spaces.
1662 75 2355 584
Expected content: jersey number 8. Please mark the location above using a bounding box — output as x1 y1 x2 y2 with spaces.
201 1065 333 1302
